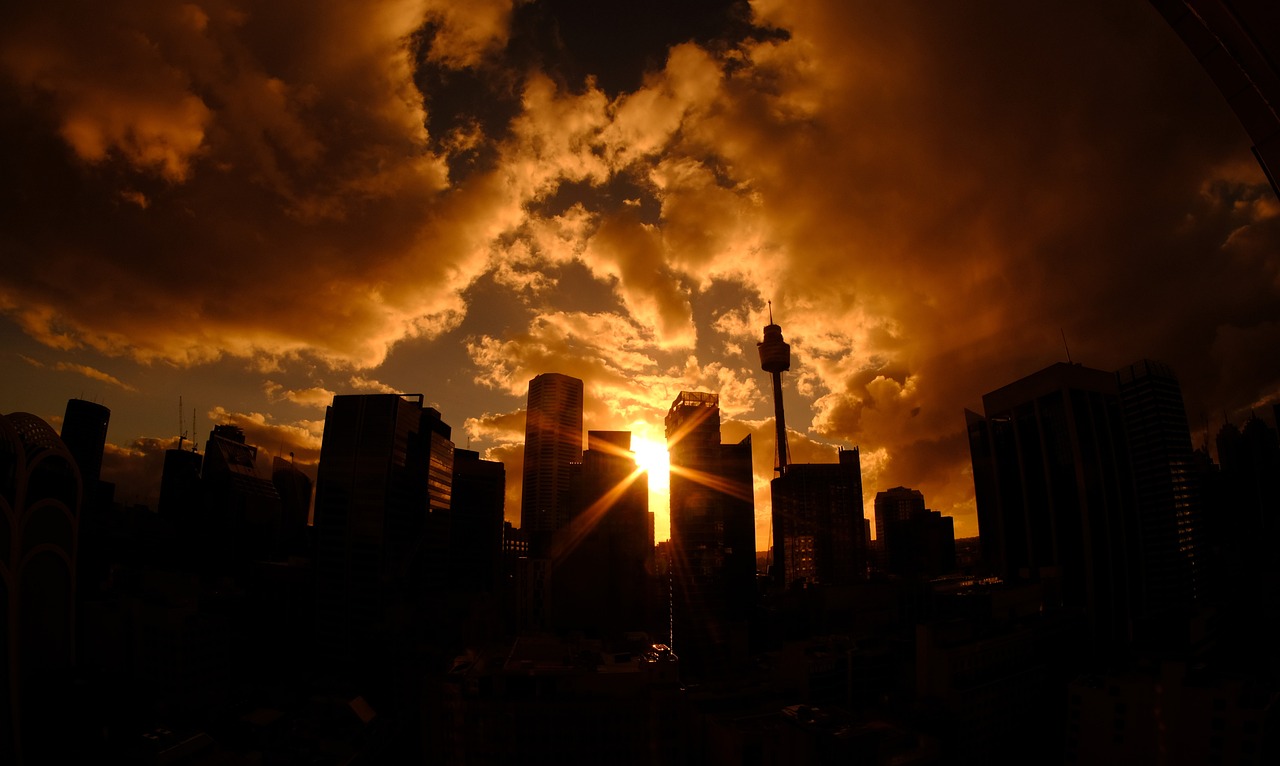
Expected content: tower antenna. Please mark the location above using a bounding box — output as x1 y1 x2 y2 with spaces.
1061 329 1073 364
178 396 186 451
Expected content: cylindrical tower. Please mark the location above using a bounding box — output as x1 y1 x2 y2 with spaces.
757 306 791 473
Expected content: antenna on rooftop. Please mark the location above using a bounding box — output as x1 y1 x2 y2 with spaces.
1061 329 1073 364
178 396 186 451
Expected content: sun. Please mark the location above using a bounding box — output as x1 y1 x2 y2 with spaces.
631 436 670 493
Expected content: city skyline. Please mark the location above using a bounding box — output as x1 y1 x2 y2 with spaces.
3 0 1280 548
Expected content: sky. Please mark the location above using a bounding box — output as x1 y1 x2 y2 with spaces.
2 0 1278 547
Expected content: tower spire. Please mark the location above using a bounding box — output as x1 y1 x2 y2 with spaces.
758 305 791 473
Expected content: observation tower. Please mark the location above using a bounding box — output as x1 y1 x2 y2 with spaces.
757 302 791 473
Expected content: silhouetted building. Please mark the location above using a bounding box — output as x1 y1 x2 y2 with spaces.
438 637 681 764
1066 660 1278 765
419 407 456 601
61 399 112 597
550 431 651 637
874 487 925 549
1116 360 1202 622
874 487 956 578
450 449 505 594
202 425 282 562
521 373 583 556
965 363 1138 648
271 455 313 556
1 412 81 765
312 393 441 684
59 399 110 507
1231 412 1280 529
771 448 867 588
665 391 755 677
157 446 202 540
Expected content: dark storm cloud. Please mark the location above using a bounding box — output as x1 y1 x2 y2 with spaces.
0 0 499 367
4 0 1278 541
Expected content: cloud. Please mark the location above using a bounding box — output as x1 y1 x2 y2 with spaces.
204 406 324 466
53 362 137 392
421 0 514 68
264 380 336 409
348 375 398 393
580 208 697 348
464 408 526 444
4 0 1280 546
0 0 489 369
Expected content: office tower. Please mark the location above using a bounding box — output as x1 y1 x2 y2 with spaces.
758 306 792 472
1116 360 1201 614
59 399 109 504
521 373 584 556
312 393 442 682
418 407 456 602
665 391 754 676
771 448 867 587
874 486 925 546
874 487 955 578
449 449 505 594
61 399 112 597
202 425 282 562
965 362 1138 647
550 431 652 637
158 447 202 522
271 456 313 556
422 407 455 514
1 412 80 764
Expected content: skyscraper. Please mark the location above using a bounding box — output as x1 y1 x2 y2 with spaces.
966 363 1138 647
874 486 955 578
520 373 583 556
771 448 866 587
449 449 505 595
874 486 925 545
312 393 446 682
1 412 80 763
550 431 651 637
60 399 112 596
271 456 312 556
201 424 282 563
59 399 109 500
1116 360 1201 615
665 391 754 676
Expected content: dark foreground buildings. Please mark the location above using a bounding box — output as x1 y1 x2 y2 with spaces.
1 412 81 765
966 359 1280 762
313 393 453 688
771 449 867 587
665 391 755 678
520 372 583 557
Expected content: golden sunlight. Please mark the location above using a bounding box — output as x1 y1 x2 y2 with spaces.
631 435 670 493
631 433 672 541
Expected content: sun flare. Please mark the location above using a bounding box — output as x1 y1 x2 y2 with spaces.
631 436 671 493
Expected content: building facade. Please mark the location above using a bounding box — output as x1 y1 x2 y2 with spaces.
771 448 867 587
966 363 1138 648
312 393 447 684
520 373 584 556
665 391 754 677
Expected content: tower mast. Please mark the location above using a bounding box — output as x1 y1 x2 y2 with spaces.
758 301 791 474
